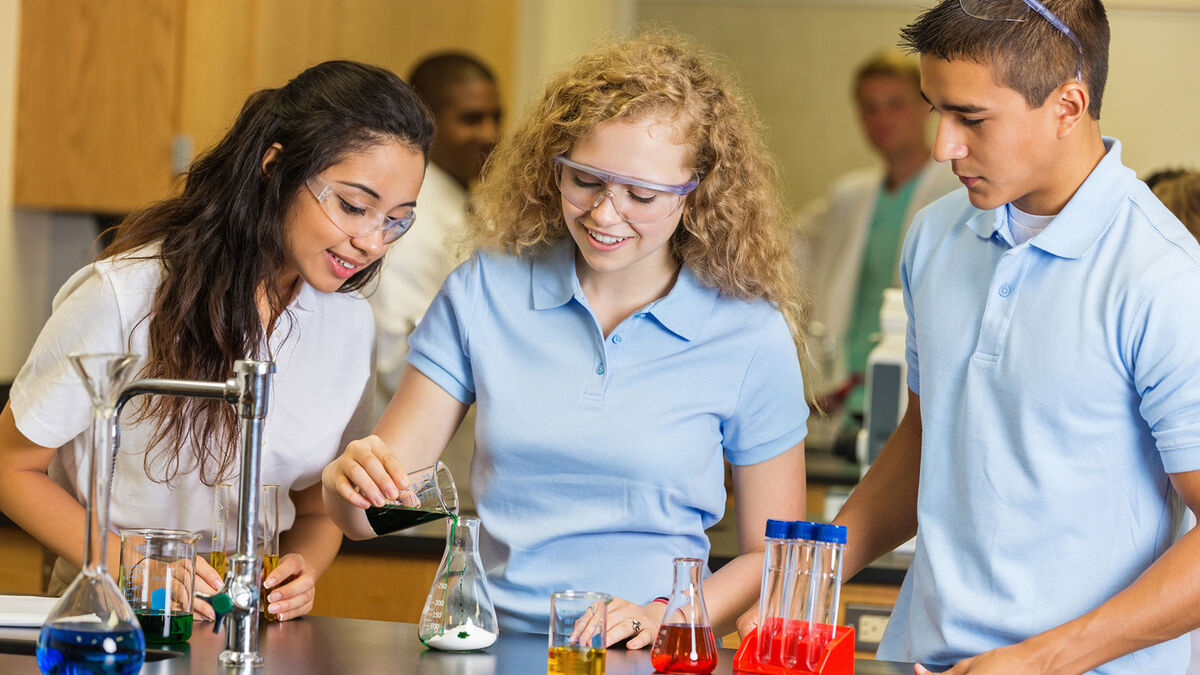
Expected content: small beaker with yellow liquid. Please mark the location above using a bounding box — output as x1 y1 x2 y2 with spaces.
548 591 608 675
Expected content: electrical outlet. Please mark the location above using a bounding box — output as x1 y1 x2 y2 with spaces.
843 603 893 652
858 613 889 643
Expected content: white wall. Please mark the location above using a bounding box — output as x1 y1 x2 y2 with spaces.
638 0 1200 211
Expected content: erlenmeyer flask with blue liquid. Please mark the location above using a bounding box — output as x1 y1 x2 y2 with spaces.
37 353 146 674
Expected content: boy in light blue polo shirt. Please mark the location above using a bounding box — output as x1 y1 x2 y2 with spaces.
828 2 1200 673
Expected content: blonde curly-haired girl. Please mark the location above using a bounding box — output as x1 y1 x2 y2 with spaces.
323 33 809 645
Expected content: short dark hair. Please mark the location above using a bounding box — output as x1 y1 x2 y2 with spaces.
899 0 1109 119
408 52 496 114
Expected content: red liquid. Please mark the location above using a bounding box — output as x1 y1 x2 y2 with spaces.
650 624 718 674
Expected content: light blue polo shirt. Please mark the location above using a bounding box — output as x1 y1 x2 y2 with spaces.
407 237 808 633
877 138 1200 673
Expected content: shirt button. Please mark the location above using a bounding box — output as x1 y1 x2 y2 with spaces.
596 364 606 375
612 335 622 343
999 284 1012 297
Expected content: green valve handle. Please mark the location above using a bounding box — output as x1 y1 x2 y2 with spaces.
209 592 234 633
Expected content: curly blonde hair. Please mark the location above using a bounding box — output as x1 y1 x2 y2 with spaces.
470 32 808 347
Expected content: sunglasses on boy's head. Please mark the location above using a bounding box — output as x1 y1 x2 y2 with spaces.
959 0 1084 82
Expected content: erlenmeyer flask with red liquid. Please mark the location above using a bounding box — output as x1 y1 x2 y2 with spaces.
650 557 718 674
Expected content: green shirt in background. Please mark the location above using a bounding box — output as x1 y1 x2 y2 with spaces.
844 176 918 416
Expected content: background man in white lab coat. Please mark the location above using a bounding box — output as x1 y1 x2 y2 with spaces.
798 50 958 434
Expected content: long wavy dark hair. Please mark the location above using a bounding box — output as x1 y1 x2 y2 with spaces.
102 60 434 485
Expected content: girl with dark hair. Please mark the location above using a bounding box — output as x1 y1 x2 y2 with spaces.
0 60 433 621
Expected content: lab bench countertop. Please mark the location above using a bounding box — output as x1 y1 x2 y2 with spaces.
0 616 919 674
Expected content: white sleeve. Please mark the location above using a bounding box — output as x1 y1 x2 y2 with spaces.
10 265 130 448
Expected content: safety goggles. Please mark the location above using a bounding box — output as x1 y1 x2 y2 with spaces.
306 173 415 244
959 0 1084 82
553 155 699 224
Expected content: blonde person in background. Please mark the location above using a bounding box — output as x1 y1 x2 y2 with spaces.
323 33 809 645
797 50 958 432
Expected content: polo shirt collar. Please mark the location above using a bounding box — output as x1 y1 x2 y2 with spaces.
529 237 717 341
291 279 317 312
965 137 1134 259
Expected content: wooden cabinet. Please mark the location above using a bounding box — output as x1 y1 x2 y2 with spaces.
15 0 184 213
310 549 440 623
15 0 519 214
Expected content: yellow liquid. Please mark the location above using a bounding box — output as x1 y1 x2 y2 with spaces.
208 551 226 578
260 554 280 622
548 646 605 675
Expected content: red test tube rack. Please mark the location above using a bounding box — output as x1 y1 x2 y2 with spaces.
731 622 855 675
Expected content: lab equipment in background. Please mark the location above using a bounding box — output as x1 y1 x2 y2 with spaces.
549 590 608 675
650 557 718 674
419 516 498 651
259 484 280 622
364 461 458 535
120 528 199 644
37 353 146 675
856 287 908 476
732 520 855 675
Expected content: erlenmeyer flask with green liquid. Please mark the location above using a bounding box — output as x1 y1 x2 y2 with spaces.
418 516 498 651
37 353 146 674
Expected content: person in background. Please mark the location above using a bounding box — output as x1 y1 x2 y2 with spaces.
798 50 959 428
744 1 1200 672
1149 169 1200 240
323 33 808 644
370 52 502 415
0 61 433 622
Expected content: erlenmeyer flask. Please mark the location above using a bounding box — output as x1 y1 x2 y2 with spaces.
38 353 146 674
418 516 498 651
650 557 718 674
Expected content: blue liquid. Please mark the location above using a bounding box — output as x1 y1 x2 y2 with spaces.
36 624 145 675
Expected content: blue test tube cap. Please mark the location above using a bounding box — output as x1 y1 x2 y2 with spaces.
764 519 790 539
815 523 848 544
788 520 818 540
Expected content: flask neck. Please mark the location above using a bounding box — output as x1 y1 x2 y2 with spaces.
661 557 710 626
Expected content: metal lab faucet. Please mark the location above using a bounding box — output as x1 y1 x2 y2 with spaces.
115 359 275 668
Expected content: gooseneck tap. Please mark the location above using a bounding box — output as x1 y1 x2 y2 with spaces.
114 359 275 668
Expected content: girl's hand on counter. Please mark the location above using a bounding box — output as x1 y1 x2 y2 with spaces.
322 435 411 509
602 597 665 650
735 601 760 638
263 553 317 621
191 554 223 621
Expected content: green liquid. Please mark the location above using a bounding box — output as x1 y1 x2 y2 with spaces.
364 505 447 535
135 611 192 644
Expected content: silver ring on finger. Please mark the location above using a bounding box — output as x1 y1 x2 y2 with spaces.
631 619 643 633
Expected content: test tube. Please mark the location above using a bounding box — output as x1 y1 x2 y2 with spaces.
259 484 280 622
755 519 791 664
209 483 235 578
804 523 847 672
780 521 819 669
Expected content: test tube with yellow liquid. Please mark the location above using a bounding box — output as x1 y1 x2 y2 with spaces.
209 483 234 577
259 484 280 622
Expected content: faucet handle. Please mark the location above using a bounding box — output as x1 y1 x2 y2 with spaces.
196 590 236 633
